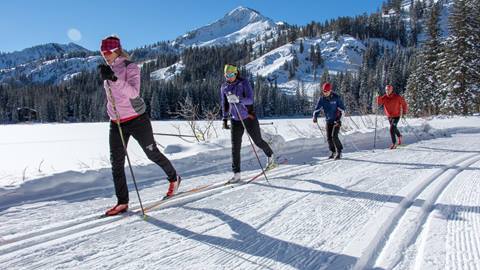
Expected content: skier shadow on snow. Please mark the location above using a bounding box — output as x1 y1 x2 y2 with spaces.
142 206 366 270
253 179 480 221
253 179 404 205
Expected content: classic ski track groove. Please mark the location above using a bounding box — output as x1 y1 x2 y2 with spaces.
414 159 480 270
351 153 480 270
375 155 480 269
0 148 387 259
0 159 289 247
5 139 462 265
157 192 318 269
150 192 310 267
444 163 480 270
140 153 396 269
0 176 250 257
0 152 370 255
0 148 371 256
0 160 303 245
0 158 236 210
242 149 404 269
230 182 394 269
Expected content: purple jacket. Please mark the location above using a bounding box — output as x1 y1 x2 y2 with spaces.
220 78 254 121
103 56 146 121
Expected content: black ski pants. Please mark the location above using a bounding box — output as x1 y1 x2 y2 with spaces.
110 113 176 204
231 117 273 173
388 117 401 144
326 121 343 153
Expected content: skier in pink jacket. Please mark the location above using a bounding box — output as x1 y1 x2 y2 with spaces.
99 35 181 216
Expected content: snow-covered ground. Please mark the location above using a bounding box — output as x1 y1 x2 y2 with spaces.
1 115 479 269
0 115 418 188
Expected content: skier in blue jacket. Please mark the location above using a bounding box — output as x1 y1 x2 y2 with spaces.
221 64 274 183
313 82 345 160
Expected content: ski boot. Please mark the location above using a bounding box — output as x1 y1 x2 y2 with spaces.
105 203 128 216
228 173 241 184
165 175 182 198
266 155 277 170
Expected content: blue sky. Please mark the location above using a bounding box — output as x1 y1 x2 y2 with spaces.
1 0 385 53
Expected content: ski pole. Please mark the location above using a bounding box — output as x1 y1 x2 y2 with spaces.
259 122 274 126
342 112 360 152
155 140 165 149
153 132 197 138
230 100 270 185
315 122 327 143
337 124 360 152
106 81 146 217
347 115 361 130
374 105 381 151
332 122 338 153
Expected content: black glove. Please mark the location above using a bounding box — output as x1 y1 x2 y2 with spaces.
246 105 256 120
334 120 341 127
98 64 117 81
222 119 230 130
313 118 318 123
247 111 256 120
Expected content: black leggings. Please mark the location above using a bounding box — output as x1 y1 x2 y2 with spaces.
231 117 273 173
388 117 401 144
109 113 176 204
326 122 343 153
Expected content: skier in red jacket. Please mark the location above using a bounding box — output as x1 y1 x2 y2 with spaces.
376 85 408 149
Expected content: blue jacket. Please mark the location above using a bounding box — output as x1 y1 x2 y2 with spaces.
313 93 345 123
221 78 254 121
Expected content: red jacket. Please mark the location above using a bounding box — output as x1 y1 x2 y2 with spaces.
377 93 408 117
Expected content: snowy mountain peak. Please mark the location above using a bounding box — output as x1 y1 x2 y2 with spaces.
226 6 264 22
0 42 90 69
0 43 96 85
173 6 277 47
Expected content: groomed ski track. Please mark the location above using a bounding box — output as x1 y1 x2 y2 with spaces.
1 123 479 269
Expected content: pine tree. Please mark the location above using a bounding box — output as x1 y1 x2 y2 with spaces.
440 0 476 114
423 1 443 114
467 0 480 111
405 52 428 116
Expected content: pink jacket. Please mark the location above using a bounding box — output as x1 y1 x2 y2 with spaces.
103 56 146 121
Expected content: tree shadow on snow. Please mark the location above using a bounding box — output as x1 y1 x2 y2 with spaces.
432 203 480 221
416 146 480 154
340 157 480 172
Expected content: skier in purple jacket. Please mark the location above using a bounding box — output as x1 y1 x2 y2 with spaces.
221 64 274 183
99 35 181 216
